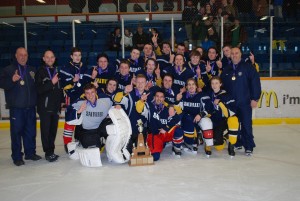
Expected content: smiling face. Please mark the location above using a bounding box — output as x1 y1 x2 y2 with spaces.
186 79 197 94
85 88 97 103
154 91 165 105
136 76 147 92
223 46 231 58
211 78 222 93
119 63 130 75
208 48 217 60
145 59 156 74
15 48 28 66
190 55 200 65
163 75 173 89
71 51 82 63
106 80 117 94
97 56 108 69
43 50 56 67
130 49 140 60
174 54 184 67
231 47 242 64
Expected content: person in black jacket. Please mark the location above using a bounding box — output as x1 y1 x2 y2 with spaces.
0 47 41 166
35 50 64 162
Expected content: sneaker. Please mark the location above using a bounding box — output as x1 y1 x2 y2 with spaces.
25 154 42 161
172 146 182 156
45 154 59 162
13 160 25 166
245 150 253 156
228 143 235 157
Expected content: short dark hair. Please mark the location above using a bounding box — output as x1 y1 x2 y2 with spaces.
70 47 82 55
96 53 109 63
84 83 97 91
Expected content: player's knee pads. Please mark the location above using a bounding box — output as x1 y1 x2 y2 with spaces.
199 118 213 146
227 116 239 144
105 108 132 164
227 116 239 132
77 146 102 167
199 117 213 131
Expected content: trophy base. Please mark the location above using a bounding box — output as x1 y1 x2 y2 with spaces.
129 155 154 166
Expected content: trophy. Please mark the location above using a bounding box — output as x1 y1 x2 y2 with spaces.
129 119 154 166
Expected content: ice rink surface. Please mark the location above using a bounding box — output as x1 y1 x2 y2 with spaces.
0 125 300 201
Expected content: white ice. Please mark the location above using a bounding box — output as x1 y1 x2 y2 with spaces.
0 125 300 201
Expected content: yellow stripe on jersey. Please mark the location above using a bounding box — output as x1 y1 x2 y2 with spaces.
218 102 229 118
63 84 74 91
114 92 125 103
136 100 145 113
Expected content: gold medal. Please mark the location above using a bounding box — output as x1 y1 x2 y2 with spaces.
232 76 236 81
20 80 25 85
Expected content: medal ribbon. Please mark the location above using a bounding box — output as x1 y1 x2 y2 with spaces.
46 67 56 79
87 100 97 108
18 65 26 80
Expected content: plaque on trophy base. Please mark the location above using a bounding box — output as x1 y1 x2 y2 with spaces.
129 120 154 166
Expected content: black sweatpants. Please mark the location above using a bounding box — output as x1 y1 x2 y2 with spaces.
39 111 59 156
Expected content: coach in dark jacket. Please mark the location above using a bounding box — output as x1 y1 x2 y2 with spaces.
221 47 261 156
0 47 41 166
35 50 64 162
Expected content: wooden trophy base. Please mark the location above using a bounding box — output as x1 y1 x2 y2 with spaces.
129 133 154 166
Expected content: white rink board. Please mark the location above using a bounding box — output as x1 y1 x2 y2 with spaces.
254 79 300 118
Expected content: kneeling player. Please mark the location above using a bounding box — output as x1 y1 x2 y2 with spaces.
210 76 239 157
66 83 118 149
138 90 184 161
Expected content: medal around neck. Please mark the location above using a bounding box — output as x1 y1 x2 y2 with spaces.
232 76 236 81
77 82 81 87
20 80 25 85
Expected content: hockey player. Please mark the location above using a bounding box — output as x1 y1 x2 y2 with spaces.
114 60 133 91
220 47 261 156
138 43 156 68
209 76 239 157
94 78 119 100
162 54 194 93
135 58 161 90
113 74 150 153
60 47 89 152
205 47 222 77
137 90 184 160
150 73 180 106
177 78 214 156
155 42 175 70
86 53 117 91
35 50 64 162
186 50 210 92
66 83 119 148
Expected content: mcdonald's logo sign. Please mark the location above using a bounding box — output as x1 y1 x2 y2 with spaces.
257 90 278 108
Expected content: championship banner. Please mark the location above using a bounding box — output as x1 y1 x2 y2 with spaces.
254 78 300 118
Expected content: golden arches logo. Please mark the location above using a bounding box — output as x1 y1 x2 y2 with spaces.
257 90 278 108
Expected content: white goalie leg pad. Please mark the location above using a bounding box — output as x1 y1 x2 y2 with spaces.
77 146 102 167
106 108 132 164
198 117 214 146
67 142 79 160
